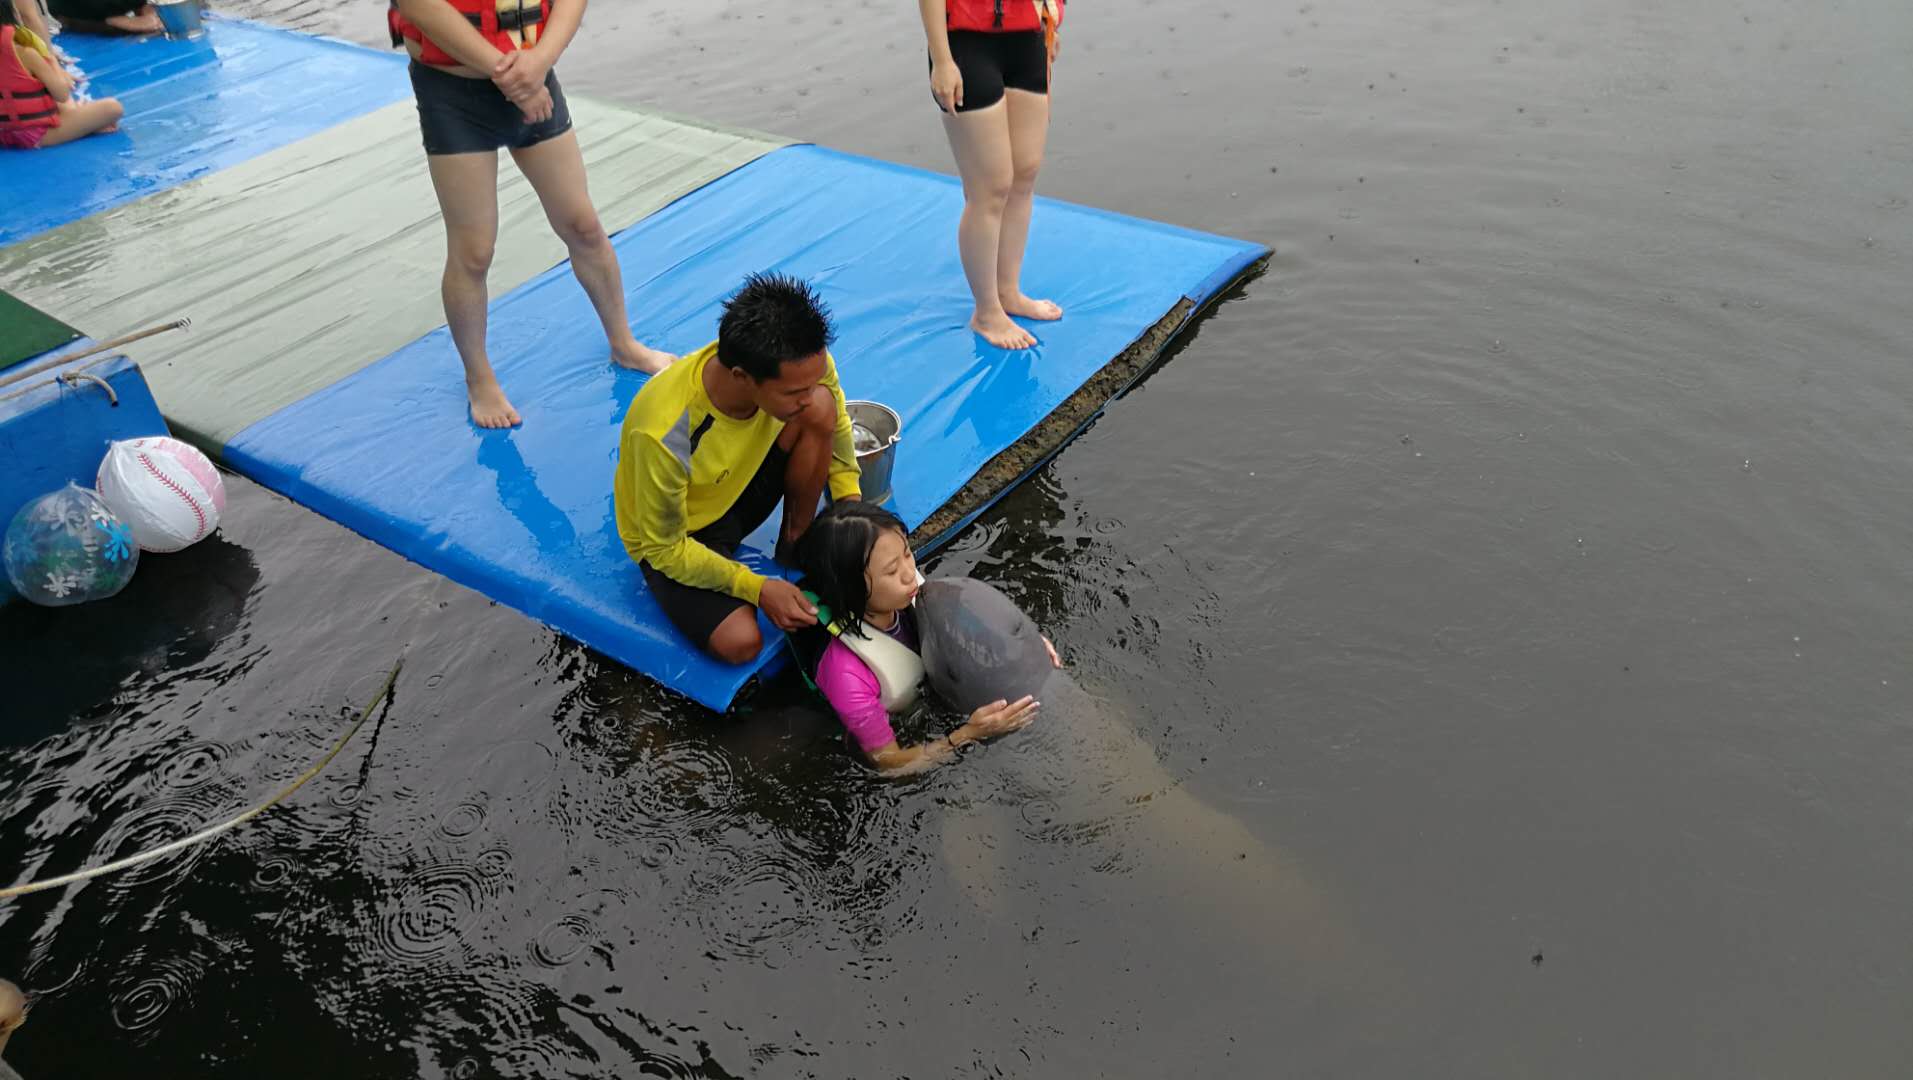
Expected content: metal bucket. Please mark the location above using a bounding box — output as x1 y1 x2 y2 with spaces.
155 0 206 39
845 400 901 506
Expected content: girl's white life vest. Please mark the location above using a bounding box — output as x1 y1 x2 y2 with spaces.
830 570 927 714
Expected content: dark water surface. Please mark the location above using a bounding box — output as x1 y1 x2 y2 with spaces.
6 0 1912 1075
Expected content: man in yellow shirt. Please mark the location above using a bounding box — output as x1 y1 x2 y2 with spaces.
614 273 862 664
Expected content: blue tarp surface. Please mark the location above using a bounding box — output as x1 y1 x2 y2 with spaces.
0 19 408 246
224 144 1266 710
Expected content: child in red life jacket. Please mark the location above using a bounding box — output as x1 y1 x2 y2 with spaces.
386 0 677 429
1 0 121 150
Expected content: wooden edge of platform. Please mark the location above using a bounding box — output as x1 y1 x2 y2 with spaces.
908 254 1270 552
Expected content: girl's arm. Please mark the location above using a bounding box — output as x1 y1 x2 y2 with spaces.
818 642 1042 776
395 0 509 73
491 0 583 100
917 0 950 58
918 0 962 112
531 0 583 64
866 696 1040 776
862 638 1060 775
17 0 54 46
18 44 69 102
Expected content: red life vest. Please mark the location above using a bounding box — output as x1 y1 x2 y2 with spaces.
946 0 1063 34
387 0 551 69
0 38 57 131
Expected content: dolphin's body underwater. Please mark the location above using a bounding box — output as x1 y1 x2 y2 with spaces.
912 577 1392 999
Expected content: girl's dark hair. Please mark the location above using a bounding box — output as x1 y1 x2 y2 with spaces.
796 500 909 637
716 271 835 382
1 2 18 27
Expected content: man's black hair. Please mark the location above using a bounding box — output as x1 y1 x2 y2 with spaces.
716 272 836 382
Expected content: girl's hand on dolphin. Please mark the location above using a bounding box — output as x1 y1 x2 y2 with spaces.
1042 636 1062 668
965 695 1040 739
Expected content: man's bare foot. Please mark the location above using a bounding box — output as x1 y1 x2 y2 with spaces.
106 10 162 33
971 312 1037 350
468 378 522 428
611 339 675 374
1001 293 1064 321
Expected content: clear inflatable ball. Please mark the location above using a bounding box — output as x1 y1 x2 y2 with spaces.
3 483 140 607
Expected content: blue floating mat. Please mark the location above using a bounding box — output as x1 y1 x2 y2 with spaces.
0 18 408 246
225 145 1265 709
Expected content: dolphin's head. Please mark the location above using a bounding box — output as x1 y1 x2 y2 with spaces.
915 577 1054 715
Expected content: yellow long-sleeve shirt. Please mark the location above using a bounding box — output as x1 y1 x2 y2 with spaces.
613 341 861 603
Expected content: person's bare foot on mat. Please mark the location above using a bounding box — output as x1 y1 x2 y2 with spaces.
106 6 162 33
1001 293 1064 322
469 377 522 428
971 311 1037 350
611 336 675 374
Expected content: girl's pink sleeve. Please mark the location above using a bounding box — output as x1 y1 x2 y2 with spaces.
815 639 897 753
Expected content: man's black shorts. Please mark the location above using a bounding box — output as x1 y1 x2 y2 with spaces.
641 445 789 651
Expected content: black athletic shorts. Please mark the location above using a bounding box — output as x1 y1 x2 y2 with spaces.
641 445 790 651
409 61 572 155
935 30 1048 113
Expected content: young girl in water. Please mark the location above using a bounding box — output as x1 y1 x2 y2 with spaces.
796 501 1052 774
1 0 121 150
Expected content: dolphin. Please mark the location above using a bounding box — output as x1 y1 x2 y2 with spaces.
914 577 1399 1005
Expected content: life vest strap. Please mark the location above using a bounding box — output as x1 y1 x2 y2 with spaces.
464 6 540 32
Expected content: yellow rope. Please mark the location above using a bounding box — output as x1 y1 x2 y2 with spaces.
0 658 402 901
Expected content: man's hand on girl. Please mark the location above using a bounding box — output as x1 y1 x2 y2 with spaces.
759 578 820 632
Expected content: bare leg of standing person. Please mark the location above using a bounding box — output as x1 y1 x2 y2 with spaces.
941 100 1037 350
996 88 1062 323
427 151 521 428
512 129 675 374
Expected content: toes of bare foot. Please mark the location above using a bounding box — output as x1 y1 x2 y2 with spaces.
972 317 1037 351
469 384 522 428
471 406 521 429
612 344 675 375
1003 295 1064 321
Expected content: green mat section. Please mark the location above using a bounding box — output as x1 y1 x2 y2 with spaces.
0 97 787 451
0 288 81 370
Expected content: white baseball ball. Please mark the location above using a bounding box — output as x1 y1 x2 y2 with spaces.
96 436 227 553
